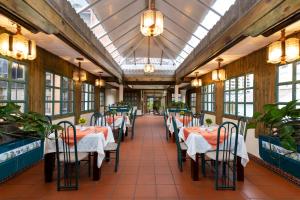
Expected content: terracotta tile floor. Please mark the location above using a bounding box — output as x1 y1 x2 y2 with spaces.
0 115 299 200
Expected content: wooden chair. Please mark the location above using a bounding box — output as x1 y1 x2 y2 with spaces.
90 112 104 126
201 122 239 190
130 110 137 139
171 117 187 171
104 117 125 172
237 117 248 141
54 121 90 191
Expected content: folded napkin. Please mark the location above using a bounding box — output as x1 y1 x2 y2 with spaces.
183 127 227 149
106 116 123 125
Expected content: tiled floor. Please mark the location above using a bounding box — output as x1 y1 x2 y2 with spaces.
0 115 299 200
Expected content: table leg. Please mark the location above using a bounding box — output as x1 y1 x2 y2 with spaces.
191 154 199 181
93 152 101 181
105 151 110 162
237 156 244 181
44 153 55 183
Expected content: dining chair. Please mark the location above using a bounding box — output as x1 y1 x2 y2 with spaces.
171 117 187 171
193 112 205 127
104 111 118 136
90 112 104 126
104 117 125 172
54 121 90 191
45 115 52 125
163 111 169 141
201 121 239 190
237 117 248 141
130 109 137 139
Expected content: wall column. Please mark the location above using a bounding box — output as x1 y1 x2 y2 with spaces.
195 87 201 113
180 89 187 103
119 84 123 102
174 85 179 102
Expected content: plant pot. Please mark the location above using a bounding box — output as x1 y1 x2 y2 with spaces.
259 135 300 178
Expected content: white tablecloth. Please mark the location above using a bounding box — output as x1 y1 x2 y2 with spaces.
104 116 130 134
44 126 115 168
167 116 183 133
178 127 249 167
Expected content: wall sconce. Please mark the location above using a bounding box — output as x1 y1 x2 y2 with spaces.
212 58 226 81
95 72 105 87
73 58 87 82
267 29 300 64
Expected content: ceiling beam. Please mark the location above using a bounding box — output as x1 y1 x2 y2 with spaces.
160 34 189 55
119 37 145 65
161 0 209 31
98 7 145 39
194 0 222 17
90 0 137 29
175 0 300 82
125 81 175 85
110 33 141 55
77 0 103 14
164 27 194 48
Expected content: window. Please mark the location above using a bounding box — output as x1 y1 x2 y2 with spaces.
0 58 27 112
190 93 196 113
224 74 254 117
81 83 95 111
277 62 300 108
171 93 182 102
100 91 105 107
201 84 215 112
45 72 74 116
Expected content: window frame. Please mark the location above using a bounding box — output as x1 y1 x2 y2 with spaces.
201 83 215 113
276 62 300 107
223 73 254 118
81 82 95 112
44 71 74 118
0 56 28 112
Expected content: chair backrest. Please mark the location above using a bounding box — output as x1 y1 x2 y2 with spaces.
215 121 239 190
45 115 52 125
171 116 181 150
104 111 115 128
237 117 248 141
117 117 126 148
55 121 79 190
193 113 205 127
90 112 103 126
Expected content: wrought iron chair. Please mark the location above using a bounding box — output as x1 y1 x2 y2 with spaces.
193 112 205 127
104 111 118 137
130 110 137 139
54 121 89 191
172 117 187 171
201 121 239 190
104 117 125 172
90 112 104 126
163 111 169 141
45 115 52 125
237 117 248 141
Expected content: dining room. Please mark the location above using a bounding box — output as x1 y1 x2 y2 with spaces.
0 0 300 199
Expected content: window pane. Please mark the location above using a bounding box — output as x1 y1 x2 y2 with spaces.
0 58 8 78
45 87 53 101
62 77 68 89
62 102 68 114
278 85 293 102
278 64 293 83
62 90 68 101
297 84 300 101
12 63 25 80
54 75 61 87
0 81 8 100
224 103 229 114
237 104 244 116
224 92 229 102
246 74 254 88
69 102 73 113
230 92 236 102
297 62 300 80
238 76 244 89
54 102 60 115
245 89 253 102
11 83 25 101
46 72 53 86
230 103 235 115
237 90 244 102
246 104 253 117
225 80 229 90
54 88 60 101
45 102 52 115
230 79 236 90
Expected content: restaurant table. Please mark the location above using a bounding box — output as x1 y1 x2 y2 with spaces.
105 116 130 140
44 126 114 182
166 115 185 133
178 126 249 181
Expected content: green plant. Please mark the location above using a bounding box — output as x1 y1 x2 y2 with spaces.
248 100 300 151
0 103 61 139
205 118 213 127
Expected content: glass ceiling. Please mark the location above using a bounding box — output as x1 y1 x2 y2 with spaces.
67 0 235 72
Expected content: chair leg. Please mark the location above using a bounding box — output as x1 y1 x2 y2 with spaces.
181 150 187 162
114 151 119 172
88 153 91 177
131 128 134 139
201 154 206 177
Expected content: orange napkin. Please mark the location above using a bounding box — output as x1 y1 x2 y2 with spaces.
106 116 122 125
63 127 93 146
94 126 108 140
183 127 227 149
178 117 192 125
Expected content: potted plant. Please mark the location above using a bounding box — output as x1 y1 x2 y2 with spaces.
205 118 213 127
78 117 87 128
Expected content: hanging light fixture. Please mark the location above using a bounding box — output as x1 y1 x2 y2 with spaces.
73 58 87 82
212 58 226 81
140 0 164 37
95 72 105 87
191 72 202 87
267 29 300 64
144 37 155 74
0 24 36 60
